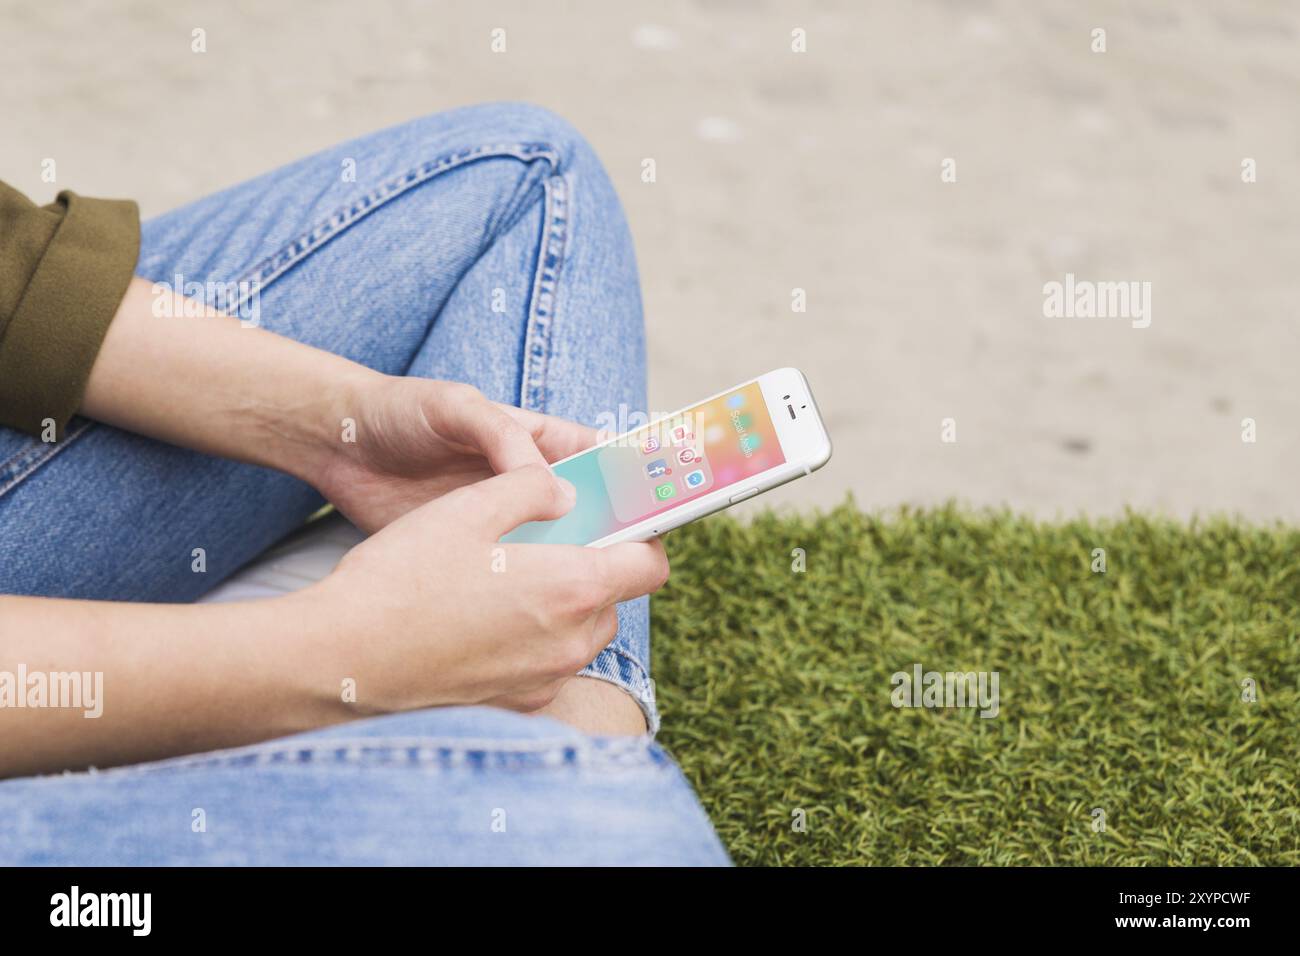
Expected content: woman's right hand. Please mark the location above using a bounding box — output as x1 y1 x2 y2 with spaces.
303 464 669 716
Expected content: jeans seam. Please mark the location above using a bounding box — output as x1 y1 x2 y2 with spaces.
229 142 562 309
511 173 660 734
0 419 95 500
518 172 571 412
56 734 669 776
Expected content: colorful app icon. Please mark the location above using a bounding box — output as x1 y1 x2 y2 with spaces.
727 393 745 409
646 458 669 479
676 448 699 466
684 469 706 489
670 424 693 446
740 433 762 453
641 436 660 455
654 482 676 501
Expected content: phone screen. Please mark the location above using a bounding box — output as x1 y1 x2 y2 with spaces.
503 380 787 545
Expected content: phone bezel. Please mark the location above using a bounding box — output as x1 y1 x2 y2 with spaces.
579 367 831 547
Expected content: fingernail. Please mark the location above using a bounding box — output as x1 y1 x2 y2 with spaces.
556 477 577 506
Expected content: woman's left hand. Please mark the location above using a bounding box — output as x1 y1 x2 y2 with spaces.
310 374 597 533
82 279 593 534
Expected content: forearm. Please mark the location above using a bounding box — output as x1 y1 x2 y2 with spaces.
80 277 376 482
0 589 347 778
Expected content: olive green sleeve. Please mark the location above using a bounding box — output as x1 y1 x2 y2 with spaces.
0 181 140 438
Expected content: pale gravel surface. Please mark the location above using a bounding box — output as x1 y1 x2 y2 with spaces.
3 0 1297 521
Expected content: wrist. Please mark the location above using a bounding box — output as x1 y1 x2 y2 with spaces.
272 582 385 724
260 362 383 486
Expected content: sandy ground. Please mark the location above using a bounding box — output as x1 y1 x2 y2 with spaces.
4 0 1298 521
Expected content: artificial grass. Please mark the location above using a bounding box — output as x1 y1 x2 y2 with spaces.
651 502 1300 866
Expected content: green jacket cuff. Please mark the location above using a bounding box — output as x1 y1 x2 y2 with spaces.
0 190 140 439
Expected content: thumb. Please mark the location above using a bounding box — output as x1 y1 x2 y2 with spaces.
461 463 577 537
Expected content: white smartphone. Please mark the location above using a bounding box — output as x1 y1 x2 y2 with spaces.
503 367 832 547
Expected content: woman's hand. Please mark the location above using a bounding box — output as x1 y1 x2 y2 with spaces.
0 464 666 777
81 278 597 534
304 463 669 714
310 374 597 533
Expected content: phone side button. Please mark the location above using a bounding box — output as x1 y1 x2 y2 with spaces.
728 487 760 504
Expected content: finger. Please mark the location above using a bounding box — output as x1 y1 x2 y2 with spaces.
499 405 597 463
458 463 576 536
439 389 548 474
585 539 671 606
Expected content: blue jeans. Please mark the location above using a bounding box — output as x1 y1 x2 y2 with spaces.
0 103 729 865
